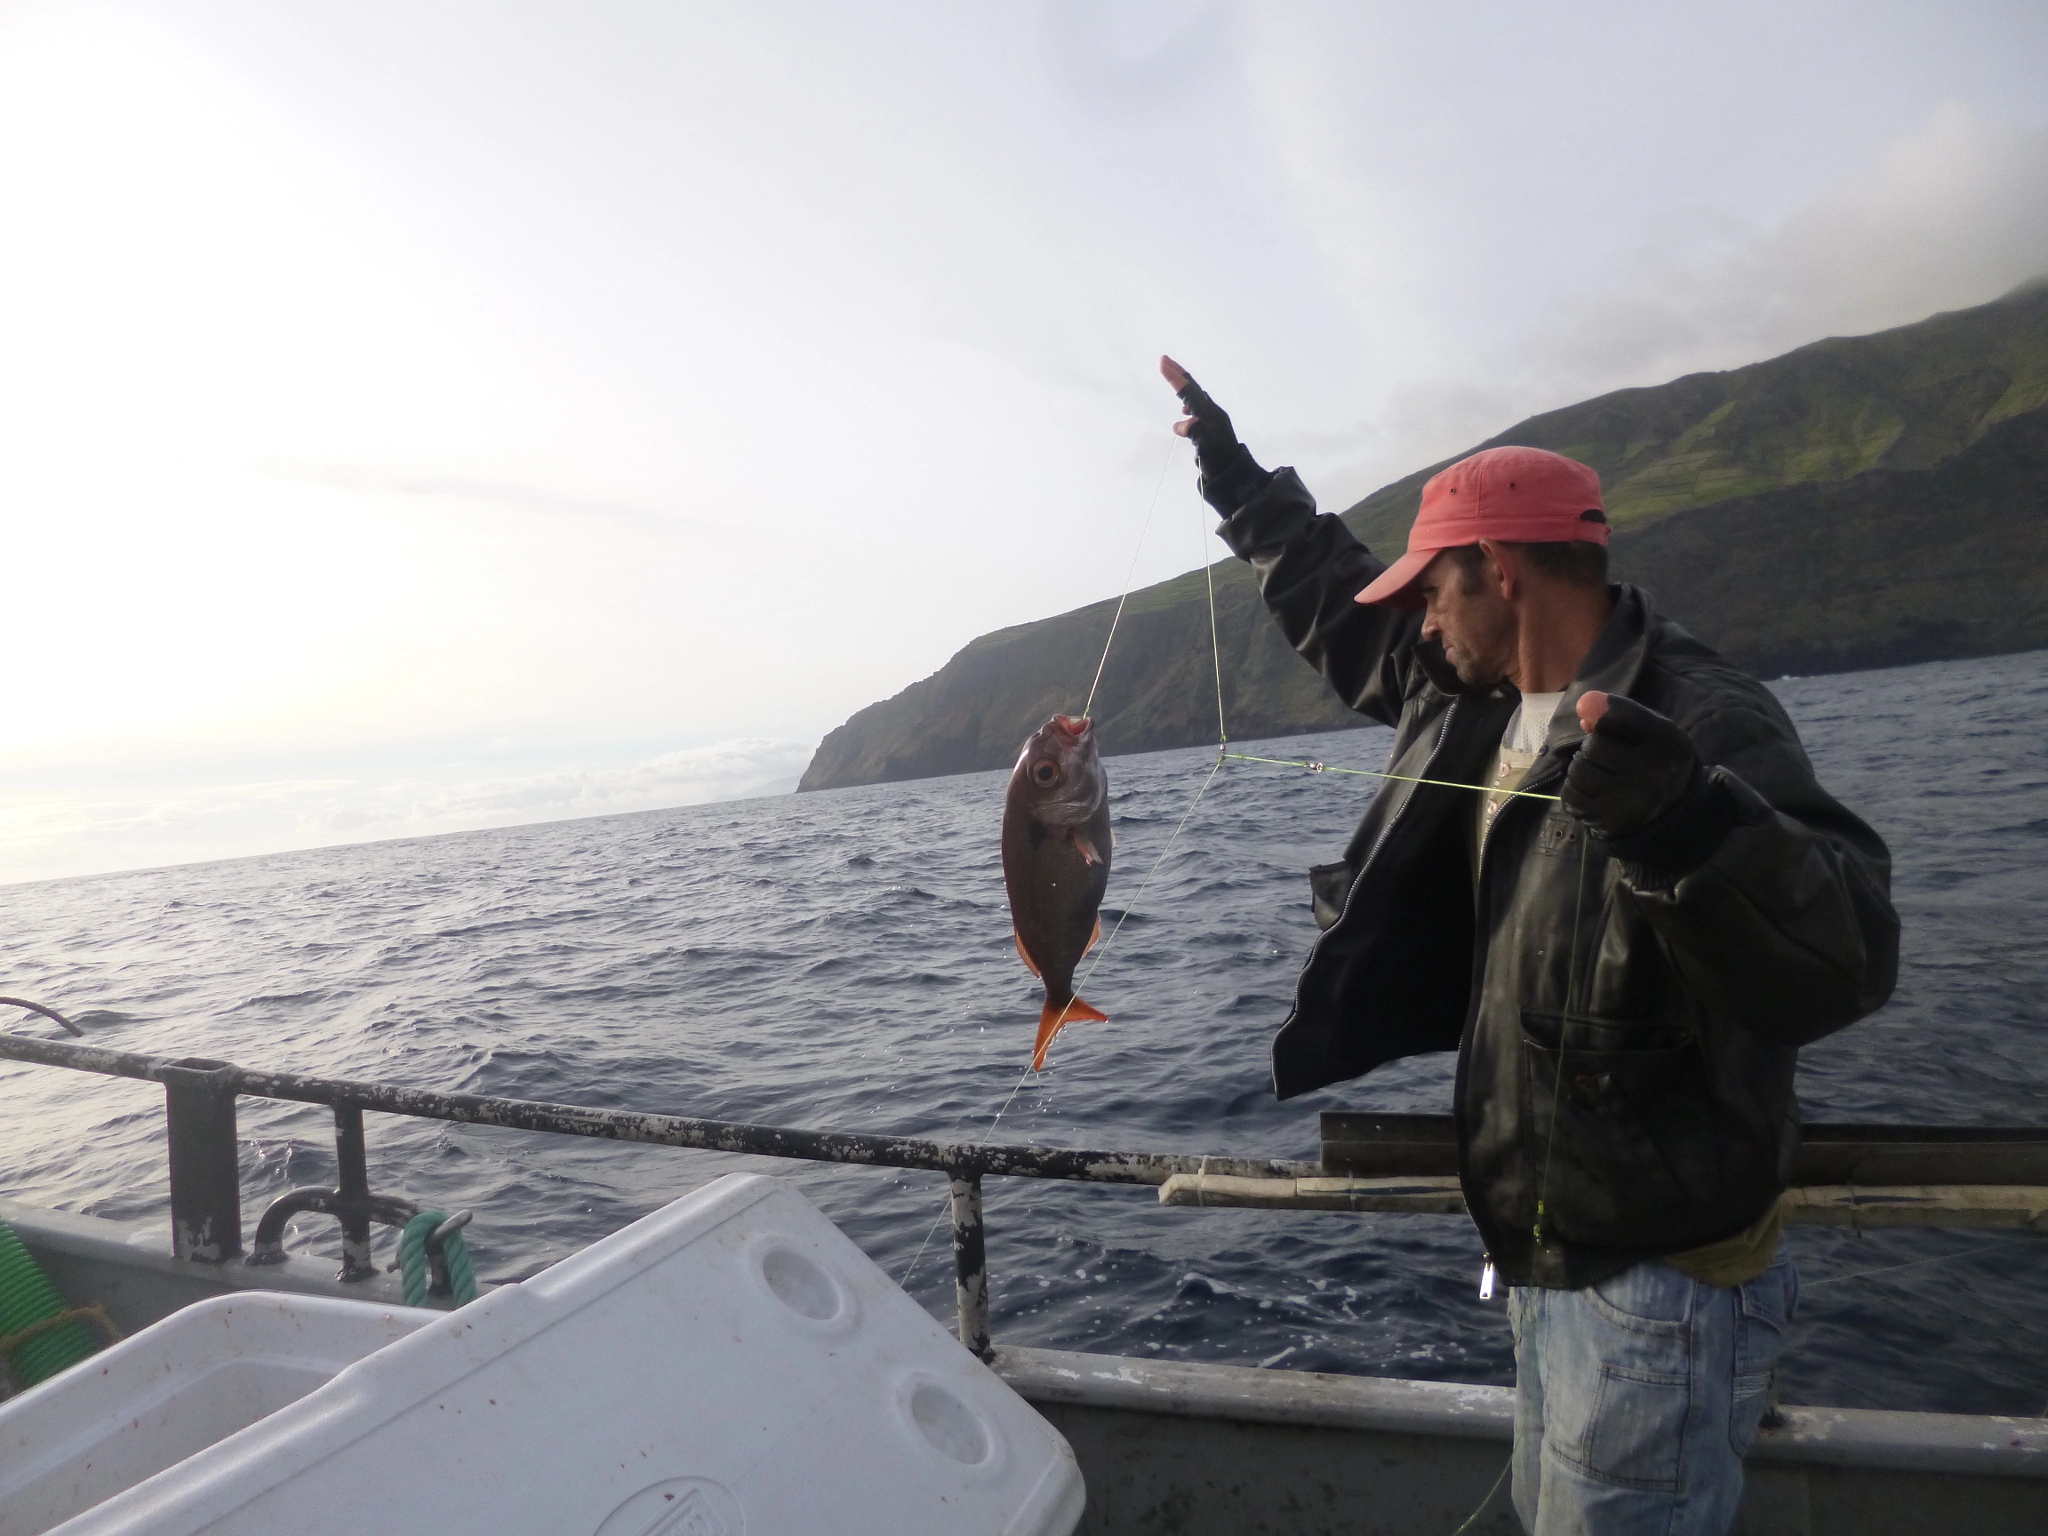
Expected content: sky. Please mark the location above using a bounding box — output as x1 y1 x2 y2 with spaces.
3 0 2045 884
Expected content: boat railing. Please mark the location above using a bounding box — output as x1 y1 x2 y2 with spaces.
4 1026 2045 1363
0 1027 1319 1358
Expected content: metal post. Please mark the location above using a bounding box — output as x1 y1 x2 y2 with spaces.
948 1171 991 1361
162 1058 242 1262
333 1104 376 1281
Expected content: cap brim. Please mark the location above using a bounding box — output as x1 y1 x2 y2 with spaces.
1354 548 1436 608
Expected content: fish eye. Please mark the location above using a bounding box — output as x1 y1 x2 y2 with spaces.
1031 760 1059 786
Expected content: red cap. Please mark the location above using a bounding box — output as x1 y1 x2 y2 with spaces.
1354 446 1607 607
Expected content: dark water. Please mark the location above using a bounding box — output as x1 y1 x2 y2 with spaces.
2 650 2044 1417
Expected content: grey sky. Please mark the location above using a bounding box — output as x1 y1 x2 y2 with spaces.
3 1 2044 881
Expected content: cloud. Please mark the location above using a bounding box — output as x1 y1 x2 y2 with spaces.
270 462 708 534
1036 0 1230 121
0 738 816 885
1531 105 2048 393
1298 105 2048 509
301 739 815 837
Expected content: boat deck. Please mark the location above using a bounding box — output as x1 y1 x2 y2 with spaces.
8 1195 2043 1536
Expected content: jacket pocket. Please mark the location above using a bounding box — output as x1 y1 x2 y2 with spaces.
1520 1009 1719 1248
1309 862 1353 931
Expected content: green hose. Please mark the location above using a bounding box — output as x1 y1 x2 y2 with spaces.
398 1211 478 1308
0 1219 101 1388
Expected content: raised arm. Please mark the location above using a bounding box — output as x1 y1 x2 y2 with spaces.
1162 356 1423 728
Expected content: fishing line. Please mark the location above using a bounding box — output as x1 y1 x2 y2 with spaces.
1802 1234 2036 1291
1201 499 1228 745
1083 438 1184 720
900 751 1229 1290
1074 750 1228 991
1228 683 2025 1291
1223 752 1564 804
915 449 1580 1313
1447 1455 1513 1535
1235 712 2023 1290
1051 466 1242 1019
1424 1239 2036 1533
1024 468 1241 1065
897 1057 1036 1290
906 440 1200 1291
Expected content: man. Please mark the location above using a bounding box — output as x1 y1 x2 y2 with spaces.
1160 357 1898 1536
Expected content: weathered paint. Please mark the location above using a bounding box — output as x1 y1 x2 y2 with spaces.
161 1060 241 1263
1161 1173 2048 1230
246 1190 420 1266
0 1030 1315 1186
949 1173 990 1360
995 1346 2048 1536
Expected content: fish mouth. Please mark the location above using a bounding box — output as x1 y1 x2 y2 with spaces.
1051 715 1092 739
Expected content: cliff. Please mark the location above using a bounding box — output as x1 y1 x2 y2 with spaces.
801 282 2048 791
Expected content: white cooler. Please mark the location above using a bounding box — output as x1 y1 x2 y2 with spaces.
36 1174 1085 1536
0 1292 430 1535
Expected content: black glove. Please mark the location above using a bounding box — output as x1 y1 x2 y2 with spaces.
1171 369 1266 498
1171 371 1241 470
1561 695 1737 883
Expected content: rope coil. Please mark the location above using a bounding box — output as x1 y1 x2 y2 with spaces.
0 1218 112 1390
0 1303 121 1394
398 1210 479 1307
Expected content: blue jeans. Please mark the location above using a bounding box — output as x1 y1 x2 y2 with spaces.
1508 1250 1798 1536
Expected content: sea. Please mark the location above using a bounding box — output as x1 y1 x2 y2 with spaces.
2 649 2044 1417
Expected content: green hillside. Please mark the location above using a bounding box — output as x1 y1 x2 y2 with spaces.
799 282 2048 792
1610 401 2048 676
1341 277 2048 551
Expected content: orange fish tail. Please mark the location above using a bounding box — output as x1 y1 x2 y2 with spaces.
1031 993 1110 1071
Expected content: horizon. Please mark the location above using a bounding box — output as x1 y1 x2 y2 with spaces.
5 1 2045 884
12 641 2030 891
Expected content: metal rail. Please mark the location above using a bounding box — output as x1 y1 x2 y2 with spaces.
0 1029 1315 1359
13 1028 2045 1358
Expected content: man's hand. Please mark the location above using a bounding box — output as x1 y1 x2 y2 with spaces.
1160 355 1246 476
1563 692 1702 843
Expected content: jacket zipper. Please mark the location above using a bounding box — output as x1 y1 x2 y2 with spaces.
1457 738 1591 1271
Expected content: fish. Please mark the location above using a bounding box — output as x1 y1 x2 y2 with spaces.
1001 714 1113 1071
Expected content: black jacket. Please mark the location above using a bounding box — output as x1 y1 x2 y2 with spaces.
1212 465 1899 1288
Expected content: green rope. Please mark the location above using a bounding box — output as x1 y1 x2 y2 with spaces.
0 1218 107 1388
399 1211 478 1308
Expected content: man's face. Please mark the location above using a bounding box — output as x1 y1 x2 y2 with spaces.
1415 547 1516 688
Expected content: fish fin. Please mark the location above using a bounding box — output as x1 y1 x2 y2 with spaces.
1013 929 1042 978
1083 914 1101 957
1031 993 1110 1072
1072 831 1102 866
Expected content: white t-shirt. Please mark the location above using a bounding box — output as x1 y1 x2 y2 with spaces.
1475 691 1567 864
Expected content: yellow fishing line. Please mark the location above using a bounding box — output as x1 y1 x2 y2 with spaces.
913 442 1580 1301
1202 514 1227 745
1223 752 1564 803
